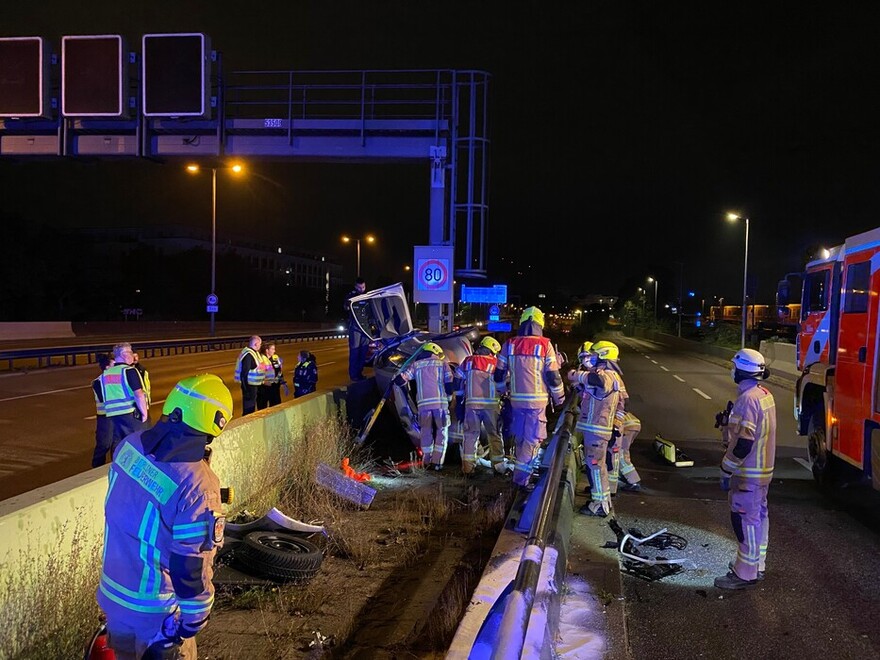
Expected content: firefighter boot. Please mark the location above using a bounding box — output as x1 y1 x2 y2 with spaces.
714 571 759 590
578 500 610 517
729 561 764 581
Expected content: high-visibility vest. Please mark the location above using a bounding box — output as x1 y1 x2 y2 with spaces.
92 377 106 415
99 365 138 417
258 353 275 384
234 348 265 386
135 366 151 406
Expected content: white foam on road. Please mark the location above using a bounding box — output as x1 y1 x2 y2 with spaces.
555 574 607 659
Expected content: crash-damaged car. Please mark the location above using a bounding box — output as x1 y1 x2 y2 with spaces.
347 282 478 447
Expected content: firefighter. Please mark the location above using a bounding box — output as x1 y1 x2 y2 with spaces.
493 307 565 490
453 335 506 475
97 373 234 659
610 410 643 492
605 351 641 494
568 340 623 516
394 342 454 470
98 342 150 460
714 348 777 590
234 335 264 416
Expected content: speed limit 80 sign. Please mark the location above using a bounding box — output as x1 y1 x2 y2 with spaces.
413 245 454 304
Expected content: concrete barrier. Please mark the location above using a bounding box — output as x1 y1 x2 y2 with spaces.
0 389 346 612
759 340 800 377
0 321 75 340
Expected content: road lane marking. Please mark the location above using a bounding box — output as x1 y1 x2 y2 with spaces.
793 457 813 473
0 385 90 402
692 388 711 399
660 366 669 371
650 359 658 364
673 375 685 382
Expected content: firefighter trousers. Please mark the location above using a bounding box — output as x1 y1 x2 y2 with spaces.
507 407 548 487
728 478 769 581
419 408 449 467
607 428 641 491
461 407 502 473
583 430 612 504
106 618 197 660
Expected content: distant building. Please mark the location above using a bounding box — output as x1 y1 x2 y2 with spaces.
571 294 618 310
85 225 344 294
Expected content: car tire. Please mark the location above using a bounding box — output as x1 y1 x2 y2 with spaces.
235 531 324 584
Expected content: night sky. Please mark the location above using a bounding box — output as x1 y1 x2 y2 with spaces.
4 1 880 310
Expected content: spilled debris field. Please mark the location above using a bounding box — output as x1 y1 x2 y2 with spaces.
199 415 515 659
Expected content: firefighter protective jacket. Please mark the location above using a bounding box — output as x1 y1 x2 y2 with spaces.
97 426 223 635
720 380 777 486
570 367 622 439
396 355 453 411
454 353 500 409
494 325 565 409
234 347 265 386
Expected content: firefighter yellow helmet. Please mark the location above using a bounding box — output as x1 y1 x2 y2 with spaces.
592 340 620 361
163 374 234 437
422 342 445 356
520 306 545 327
480 336 502 354
578 340 594 357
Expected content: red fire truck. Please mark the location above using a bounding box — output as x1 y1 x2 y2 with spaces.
780 227 880 491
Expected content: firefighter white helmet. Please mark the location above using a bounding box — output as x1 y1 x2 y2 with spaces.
732 348 766 375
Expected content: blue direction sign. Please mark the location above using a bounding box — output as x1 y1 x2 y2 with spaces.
487 321 512 332
489 304 500 321
461 284 507 304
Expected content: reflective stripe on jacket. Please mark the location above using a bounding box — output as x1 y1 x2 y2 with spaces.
234 348 265 386
572 367 622 438
397 355 453 411
496 336 564 409
100 365 138 417
721 382 777 485
97 433 221 629
454 354 499 408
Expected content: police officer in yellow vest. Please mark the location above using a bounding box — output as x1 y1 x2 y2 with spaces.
234 335 265 416
97 342 149 462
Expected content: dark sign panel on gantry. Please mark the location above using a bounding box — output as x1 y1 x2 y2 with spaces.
62 35 128 117
0 37 50 118
142 33 211 117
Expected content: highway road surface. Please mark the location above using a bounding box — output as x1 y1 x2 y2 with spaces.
0 338 352 501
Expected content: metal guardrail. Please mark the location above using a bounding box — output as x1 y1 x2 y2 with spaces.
0 330 347 371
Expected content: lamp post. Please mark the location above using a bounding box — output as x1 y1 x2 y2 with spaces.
647 277 658 322
341 234 376 278
727 212 750 348
187 162 244 337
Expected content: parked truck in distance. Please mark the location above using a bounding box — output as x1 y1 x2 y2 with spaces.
778 227 880 491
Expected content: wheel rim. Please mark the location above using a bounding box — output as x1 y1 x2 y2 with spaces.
257 535 306 552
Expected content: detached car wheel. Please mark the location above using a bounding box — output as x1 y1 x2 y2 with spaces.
236 531 324 584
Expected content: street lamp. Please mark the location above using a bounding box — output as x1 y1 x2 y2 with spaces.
187 162 244 337
341 234 376 278
647 277 659 322
727 212 750 348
